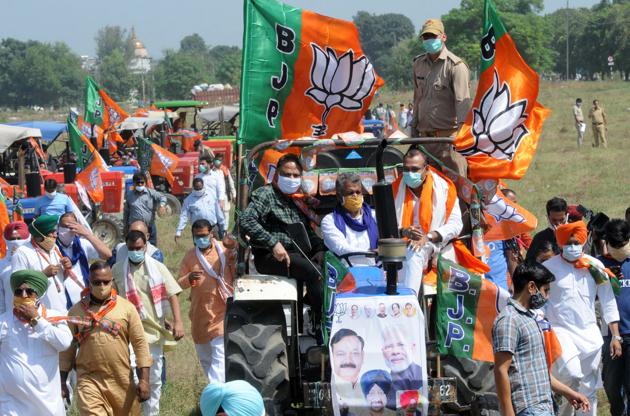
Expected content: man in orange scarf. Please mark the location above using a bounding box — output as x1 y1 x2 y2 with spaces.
543 221 621 416
393 146 462 294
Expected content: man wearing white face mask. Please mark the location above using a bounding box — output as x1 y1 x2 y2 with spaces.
526 197 568 261
35 178 75 217
0 222 30 314
174 178 225 243
600 219 630 416
56 212 112 306
240 154 326 323
392 146 462 294
543 221 621 416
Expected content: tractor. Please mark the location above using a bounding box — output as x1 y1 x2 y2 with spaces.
228 136 499 415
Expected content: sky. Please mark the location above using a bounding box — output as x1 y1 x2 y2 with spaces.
0 0 598 58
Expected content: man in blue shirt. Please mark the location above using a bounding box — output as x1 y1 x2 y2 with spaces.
174 178 224 242
601 219 630 416
35 179 74 217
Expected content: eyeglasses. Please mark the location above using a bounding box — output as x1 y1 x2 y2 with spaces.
90 280 112 287
14 288 36 297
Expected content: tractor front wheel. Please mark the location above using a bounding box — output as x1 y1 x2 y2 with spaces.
92 215 124 249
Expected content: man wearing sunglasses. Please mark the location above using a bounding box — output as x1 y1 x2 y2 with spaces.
60 261 151 416
0 269 72 415
123 173 167 246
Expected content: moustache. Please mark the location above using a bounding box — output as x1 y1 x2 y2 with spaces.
340 363 357 369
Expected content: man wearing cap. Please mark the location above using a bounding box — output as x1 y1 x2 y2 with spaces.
123 173 167 246
412 18 470 176
0 221 31 314
543 221 621 416
0 270 73 415
12 214 71 313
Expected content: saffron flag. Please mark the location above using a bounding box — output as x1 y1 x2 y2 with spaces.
137 137 181 193
483 188 537 241
84 76 104 126
0 193 10 258
100 88 129 131
454 0 550 182
436 256 509 362
239 0 383 147
68 119 108 203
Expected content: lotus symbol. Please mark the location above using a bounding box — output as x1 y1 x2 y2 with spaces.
460 70 528 161
485 193 525 224
306 44 376 137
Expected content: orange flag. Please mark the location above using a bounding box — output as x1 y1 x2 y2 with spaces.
100 89 129 131
483 188 537 241
76 153 108 203
0 194 10 258
77 116 105 150
454 0 550 182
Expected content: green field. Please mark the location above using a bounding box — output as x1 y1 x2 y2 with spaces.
59 80 629 414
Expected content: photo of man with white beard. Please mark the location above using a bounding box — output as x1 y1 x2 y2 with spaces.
380 325 422 411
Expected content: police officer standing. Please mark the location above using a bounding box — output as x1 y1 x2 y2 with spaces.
588 99 608 148
411 19 470 176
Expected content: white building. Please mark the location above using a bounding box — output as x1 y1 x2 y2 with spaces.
128 28 151 74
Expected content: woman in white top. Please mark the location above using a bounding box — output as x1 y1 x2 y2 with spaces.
321 173 378 266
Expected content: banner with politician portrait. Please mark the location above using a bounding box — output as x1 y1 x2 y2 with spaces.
329 289 428 416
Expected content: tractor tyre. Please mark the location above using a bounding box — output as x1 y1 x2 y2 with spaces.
225 300 290 415
163 193 182 216
442 355 500 416
92 215 124 249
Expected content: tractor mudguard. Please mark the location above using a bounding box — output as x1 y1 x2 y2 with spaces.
233 274 298 302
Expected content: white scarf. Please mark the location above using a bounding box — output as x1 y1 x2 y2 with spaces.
195 239 233 302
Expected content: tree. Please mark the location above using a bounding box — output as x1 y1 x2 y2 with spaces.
98 49 134 101
0 38 84 107
153 50 209 99
95 26 129 61
212 47 242 85
353 12 416 70
180 34 208 55
377 38 423 90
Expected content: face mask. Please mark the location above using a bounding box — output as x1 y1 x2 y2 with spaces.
193 189 205 197
608 242 630 262
38 236 57 252
199 164 208 173
214 160 222 167
342 194 364 213
57 226 76 246
562 244 583 262
45 191 57 199
529 287 548 309
403 171 423 189
91 283 112 300
194 236 212 250
277 175 302 195
128 250 145 264
422 38 442 54
7 238 29 254
13 296 37 309
135 186 146 193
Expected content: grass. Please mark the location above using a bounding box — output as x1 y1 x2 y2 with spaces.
42 80 630 414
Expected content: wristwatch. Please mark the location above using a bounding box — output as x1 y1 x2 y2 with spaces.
613 335 623 344
29 316 40 327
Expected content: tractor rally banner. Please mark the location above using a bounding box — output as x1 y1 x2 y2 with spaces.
239 0 383 147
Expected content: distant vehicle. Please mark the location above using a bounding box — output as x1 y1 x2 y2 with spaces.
362 118 384 138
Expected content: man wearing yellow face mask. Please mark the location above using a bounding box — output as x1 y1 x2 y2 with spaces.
12 214 72 313
60 261 152 416
0 269 73 416
321 173 378 266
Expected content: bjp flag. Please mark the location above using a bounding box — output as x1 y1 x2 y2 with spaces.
454 0 550 182
76 152 108 203
483 188 537 241
239 0 384 148
99 89 128 131
137 137 181 194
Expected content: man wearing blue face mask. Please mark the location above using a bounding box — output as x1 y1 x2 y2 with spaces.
543 221 621 416
240 153 326 326
411 19 470 176
175 178 225 243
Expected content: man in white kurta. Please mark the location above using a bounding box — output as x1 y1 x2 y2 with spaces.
321 173 379 267
544 221 621 416
12 215 69 313
0 269 73 416
393 147 462 293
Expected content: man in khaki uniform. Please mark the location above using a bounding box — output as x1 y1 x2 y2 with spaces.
588 99 608 148
412 18 471 176
573 98 585 147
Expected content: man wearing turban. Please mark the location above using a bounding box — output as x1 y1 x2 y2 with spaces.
12 214 71 313
0 221 30 314
199 380 265 416
0 270 72 415
543 221 621 416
